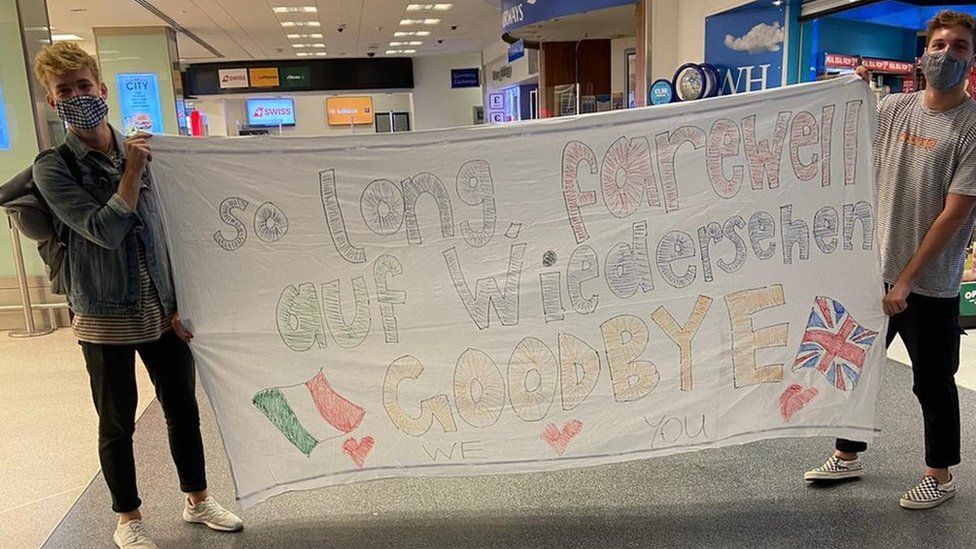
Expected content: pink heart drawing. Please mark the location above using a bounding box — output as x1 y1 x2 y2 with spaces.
342 436 374 468
542 420 583 455
779 384 819 422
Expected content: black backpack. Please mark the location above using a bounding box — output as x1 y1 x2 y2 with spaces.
0 143 87 296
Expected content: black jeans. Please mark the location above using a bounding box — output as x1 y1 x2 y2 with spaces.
81 330 207 513
836 290 962 468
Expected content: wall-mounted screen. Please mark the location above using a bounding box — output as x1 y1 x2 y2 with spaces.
116 73 164 134
246 97 296 127
0 81 9 150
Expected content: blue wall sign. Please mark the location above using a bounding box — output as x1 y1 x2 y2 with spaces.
502 0 636 33
451 68 481 89
116 73 164 134
508 39 525 63
0 82 9 151
704 0 788 94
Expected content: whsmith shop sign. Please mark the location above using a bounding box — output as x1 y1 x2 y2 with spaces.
502 0 637 33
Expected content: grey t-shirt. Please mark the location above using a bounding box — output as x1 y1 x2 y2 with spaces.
876 92 976 298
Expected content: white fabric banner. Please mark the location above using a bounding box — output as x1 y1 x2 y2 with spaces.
151 77 886 509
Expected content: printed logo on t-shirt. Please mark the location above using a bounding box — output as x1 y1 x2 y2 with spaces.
898 131 937 151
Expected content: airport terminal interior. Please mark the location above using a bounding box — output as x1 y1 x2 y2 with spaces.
2 0 976 547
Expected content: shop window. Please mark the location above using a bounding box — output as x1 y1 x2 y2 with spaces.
625 48 637 108
374 112 411 133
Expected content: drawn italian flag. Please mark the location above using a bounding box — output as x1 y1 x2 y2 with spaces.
252 371 365 456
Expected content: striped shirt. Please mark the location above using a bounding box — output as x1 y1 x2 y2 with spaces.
875 92 976 298
72 241 173 345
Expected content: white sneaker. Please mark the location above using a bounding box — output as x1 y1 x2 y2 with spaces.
804 455 864 481
899 475 956 510
182 496 244 532
113 520 158 549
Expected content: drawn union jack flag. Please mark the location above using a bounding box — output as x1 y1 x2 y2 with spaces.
793 296 879 391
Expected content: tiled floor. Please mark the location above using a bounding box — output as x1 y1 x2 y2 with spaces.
0 329 154 549
2 328 975 549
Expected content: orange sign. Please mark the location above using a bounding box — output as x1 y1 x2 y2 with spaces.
249 68 280 88
326 96 374 125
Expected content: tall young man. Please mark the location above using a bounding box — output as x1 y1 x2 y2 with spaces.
805 11 976 510
32 42 243 547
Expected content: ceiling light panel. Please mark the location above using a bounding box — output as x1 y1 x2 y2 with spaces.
406 3 453 10
399 18 440 26
273 6 317 13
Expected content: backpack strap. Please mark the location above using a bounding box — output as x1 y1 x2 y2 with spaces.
56 142 84 184
47 143 89 250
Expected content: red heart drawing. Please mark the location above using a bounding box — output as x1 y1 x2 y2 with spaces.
779 384 819 422
541 420 583 455
342 436 374 468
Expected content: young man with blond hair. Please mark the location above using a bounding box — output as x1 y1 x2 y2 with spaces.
805 10 976 510
32 42 242 547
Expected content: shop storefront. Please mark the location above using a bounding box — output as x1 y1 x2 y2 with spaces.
699 1 975 102
703 0 802 95
798 1 976 98
483 43 539 124
497 0 638 120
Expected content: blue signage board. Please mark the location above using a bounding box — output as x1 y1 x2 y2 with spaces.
501 0 636 33
451 68 481 89
116 73 164 134
0 81 9 151
176 98 188 134
508 39 525 63
704 0 787 95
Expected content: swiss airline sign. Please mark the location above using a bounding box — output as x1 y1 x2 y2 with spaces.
218 68 249 89
252 105 293 118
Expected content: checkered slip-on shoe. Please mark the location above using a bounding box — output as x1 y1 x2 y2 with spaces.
899 475 956 510
804 455 864 481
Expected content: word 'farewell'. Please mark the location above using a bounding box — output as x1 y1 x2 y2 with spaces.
562 101 863 243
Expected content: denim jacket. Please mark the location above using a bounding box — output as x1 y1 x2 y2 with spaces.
33 127 176 317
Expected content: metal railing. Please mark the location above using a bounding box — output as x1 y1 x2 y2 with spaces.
3 215 67 338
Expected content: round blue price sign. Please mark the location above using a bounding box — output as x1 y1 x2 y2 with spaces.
649 79 674 105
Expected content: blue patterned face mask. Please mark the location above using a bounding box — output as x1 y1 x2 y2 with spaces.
55 94 109 130
921 50 972 91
